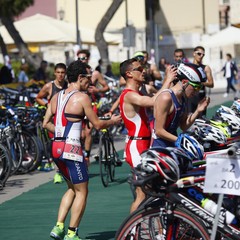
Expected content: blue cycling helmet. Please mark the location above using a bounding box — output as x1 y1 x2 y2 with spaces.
175 133 204 160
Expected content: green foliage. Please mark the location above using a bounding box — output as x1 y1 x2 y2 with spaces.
111 62 120 77
0 0 34 17
11 60 21 77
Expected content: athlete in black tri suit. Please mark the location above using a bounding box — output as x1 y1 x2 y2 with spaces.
76 49 109 165
36 63 68 181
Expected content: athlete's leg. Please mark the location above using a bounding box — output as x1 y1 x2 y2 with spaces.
57 181 75 223
130 186 145 213
69 181 88 227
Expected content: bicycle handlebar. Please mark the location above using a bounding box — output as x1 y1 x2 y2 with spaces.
227 142 240 156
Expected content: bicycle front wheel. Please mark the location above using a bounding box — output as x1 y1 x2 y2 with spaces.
99 136 110 187
0 143 11 188
109 140 117 182
115 206 209 240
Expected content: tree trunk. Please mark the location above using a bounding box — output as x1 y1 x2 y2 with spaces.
95 0 124 74
1 17 41 69
0 33 8 57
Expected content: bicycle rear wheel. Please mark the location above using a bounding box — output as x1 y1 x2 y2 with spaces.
115 206 209 240
99 136 111 187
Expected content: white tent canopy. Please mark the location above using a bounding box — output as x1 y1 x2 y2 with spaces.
201 26 240 47
0 13 120 45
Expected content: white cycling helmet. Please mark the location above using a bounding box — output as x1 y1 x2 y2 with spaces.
177 63 207 83
217 105 237 117
231 100 240 118
141 148 180 183
187 121 227 144
215 111 240 135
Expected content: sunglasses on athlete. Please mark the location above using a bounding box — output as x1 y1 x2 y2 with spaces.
195 52 205 57
80 74 92 80
132 66 144 73
134 56 144 62
78 57 88 61
188 81 202 91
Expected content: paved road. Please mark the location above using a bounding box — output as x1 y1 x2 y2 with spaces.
0 87 237 205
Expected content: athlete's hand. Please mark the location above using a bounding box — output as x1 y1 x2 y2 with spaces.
197 96 210 112
88 85 99 94
162 65 177 88
111 114 122 125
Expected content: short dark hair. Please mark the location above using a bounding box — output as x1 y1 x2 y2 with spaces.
76 49 90 58
120 58 138 80
194 46 205 52
226 53 232 59
174 48 184 56
66 60 89 83
55 63 66 71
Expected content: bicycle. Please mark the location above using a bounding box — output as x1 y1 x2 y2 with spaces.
115 146 240 240
98 116 123 187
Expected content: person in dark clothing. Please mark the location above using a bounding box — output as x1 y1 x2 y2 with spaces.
221 53 238 98
187 46 214 117
0 65 13 84
95 59 102 73
33 60 48 82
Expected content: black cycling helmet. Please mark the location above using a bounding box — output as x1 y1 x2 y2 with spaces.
177 63 207 83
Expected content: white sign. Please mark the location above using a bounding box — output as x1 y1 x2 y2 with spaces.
204 154 240 196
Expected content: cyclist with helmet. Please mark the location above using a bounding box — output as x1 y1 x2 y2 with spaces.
152 63 209 158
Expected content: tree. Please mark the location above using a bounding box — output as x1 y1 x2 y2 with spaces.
95 0 124 73
0 0 41 68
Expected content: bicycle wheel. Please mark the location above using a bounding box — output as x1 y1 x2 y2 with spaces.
0 143 12 188
9 140 23 175
109 140 117 182
18 130 42 173
115 206 209 240
99 136 111 187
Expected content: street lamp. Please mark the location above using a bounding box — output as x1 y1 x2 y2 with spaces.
76 0 82 48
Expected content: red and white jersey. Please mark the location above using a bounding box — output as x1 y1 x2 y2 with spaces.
119 89 151 167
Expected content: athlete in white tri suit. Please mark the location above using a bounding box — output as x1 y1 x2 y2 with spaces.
52 90 88 184
43 60 121 240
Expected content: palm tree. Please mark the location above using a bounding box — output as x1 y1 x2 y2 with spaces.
95 0 124 73
0 0 41 68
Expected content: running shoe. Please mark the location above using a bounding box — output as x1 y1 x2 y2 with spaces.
50 225 65 240
54 172 64 184
63 234 81 240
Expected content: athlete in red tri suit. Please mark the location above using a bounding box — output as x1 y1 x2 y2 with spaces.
119 89 151 167
119 58 176 213
43 60 121 240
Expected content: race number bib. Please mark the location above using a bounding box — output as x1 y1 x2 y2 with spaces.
62 138 83 162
